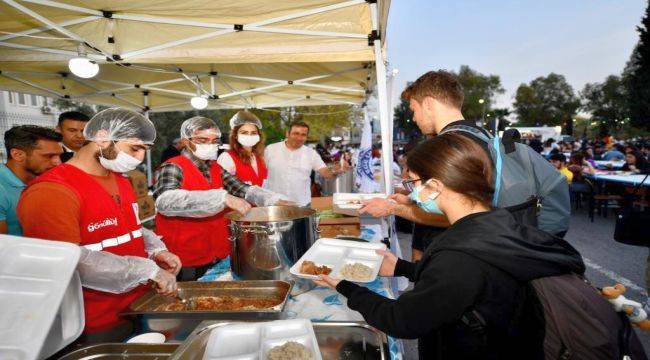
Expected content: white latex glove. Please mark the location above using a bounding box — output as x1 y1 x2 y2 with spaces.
154 250 182 275
225 194 252 215
151 268 178 296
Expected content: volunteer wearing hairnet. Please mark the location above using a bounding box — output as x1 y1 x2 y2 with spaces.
17 108 181 343
217 110 268 186
154 116 290 281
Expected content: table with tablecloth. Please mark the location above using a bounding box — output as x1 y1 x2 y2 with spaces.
586 172 650 187
199 224 406 360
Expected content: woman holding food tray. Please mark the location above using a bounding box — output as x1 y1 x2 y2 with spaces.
314 133 585 359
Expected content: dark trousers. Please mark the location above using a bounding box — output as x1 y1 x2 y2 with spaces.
176 260 220 281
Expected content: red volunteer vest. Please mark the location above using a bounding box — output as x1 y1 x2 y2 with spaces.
30 164 148 334
155 155 230 267
228 150 268 186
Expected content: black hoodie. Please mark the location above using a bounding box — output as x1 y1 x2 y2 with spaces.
336 209 585 360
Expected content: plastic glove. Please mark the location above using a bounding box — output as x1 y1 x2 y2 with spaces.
142 227 167 259
155 188 228 218
244 186 289 207
225 194 252 215
154 250 182 275
77 247 159 294
151 268 178 296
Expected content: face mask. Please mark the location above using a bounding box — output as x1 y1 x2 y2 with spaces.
238 134 260 147
409 181 443 215
192 143 219 160
99 147 142 173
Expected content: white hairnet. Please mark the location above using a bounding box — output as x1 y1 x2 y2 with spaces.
180 116 221 139
229 110 262 130
83 108 156 145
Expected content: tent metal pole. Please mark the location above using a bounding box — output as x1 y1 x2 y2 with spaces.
244 26 366 39
20 0 101 15
112 13 231 29
143 104 153 187
2 0 109 58
0 15 98 41
121 29 234 59
0 72 63 97
219 83 287 99
295 83 365 93
249 0 365 27
373 40 392 195
0 41 103 59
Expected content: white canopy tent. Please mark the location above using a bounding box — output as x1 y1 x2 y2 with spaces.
0 0 394 192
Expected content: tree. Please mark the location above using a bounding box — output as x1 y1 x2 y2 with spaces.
581 75 630 136
625 1 650 131
393 94 420 141
513 73 580 134
455 65 505 122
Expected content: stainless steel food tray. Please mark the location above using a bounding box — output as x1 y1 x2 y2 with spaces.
58 343 179 359
170 320 388 360
121 280 292 320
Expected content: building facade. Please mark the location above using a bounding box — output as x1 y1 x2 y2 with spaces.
0 91 59 162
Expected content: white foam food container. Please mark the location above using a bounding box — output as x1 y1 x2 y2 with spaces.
289 238 386 283
202 319 322 360
0 235 83 360
332 193 386 209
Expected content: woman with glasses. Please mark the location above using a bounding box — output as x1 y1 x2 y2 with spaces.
314 133 584 359
217 111 268 186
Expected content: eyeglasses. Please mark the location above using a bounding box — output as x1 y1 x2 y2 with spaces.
402 178 421 192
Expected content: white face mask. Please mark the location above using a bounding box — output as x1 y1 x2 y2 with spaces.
99 149 142 173
237 134 260 148
192 143 219 160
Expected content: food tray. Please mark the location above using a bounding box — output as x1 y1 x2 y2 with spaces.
289 238 386 283
332 193 386 209
170 321 387 360
58 343 179 359
200 319 321 360
121 281 292 319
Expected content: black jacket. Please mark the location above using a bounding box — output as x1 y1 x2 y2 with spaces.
336 209 584 360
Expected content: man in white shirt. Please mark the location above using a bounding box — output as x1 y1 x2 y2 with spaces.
265 122 348 206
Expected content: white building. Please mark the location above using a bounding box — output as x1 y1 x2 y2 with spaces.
0 91 59 161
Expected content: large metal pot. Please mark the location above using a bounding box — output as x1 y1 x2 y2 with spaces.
319 167 354 195
226 206 318 282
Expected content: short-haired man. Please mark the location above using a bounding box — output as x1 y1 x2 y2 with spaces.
1 125 62 235
550 153 573 184
264 121 349 206
57 110 90 162
360 70 570 238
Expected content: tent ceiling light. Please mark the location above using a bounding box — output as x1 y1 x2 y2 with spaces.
190 95 208 109
68 57 99 78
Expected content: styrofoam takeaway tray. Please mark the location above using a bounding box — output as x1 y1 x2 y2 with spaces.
332 193 386 209
0 235 82 360
202 319 322 360
290 238 386 283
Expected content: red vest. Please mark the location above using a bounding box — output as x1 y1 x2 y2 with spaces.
228 150 268 187
30 164 148 334
155 155 230 267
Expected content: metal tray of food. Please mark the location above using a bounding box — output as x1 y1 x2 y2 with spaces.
121 281 293 319
170 320 388 360
58 343 179 359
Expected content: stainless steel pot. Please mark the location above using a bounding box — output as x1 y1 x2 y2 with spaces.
226 206 318 282
319 167 354 195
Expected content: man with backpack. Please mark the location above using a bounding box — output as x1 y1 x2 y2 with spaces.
360 70 571 237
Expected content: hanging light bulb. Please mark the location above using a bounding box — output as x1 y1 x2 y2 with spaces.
68 44 99 78
190 78 208 109
191 95 208 109
68 58 99 78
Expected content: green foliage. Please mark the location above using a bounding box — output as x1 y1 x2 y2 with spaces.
456 65 505 121
581 75 630 136
393 88 420 140
513 73 580 134
624 1 650 131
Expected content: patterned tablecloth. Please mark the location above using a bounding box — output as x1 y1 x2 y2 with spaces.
199 224 405 359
